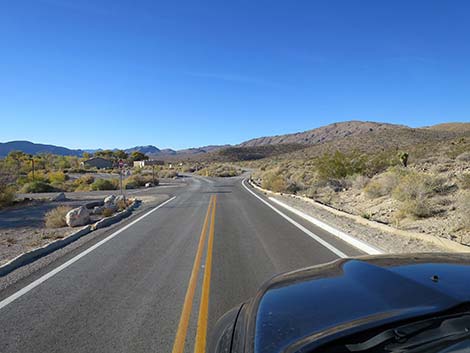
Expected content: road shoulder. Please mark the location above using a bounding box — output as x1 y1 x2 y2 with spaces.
246 179 467 254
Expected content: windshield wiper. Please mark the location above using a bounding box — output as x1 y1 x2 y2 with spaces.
345 313 470 352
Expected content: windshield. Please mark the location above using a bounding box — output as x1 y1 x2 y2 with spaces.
317 313 470 353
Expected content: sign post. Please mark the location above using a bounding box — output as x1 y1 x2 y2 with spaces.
118 159 124 199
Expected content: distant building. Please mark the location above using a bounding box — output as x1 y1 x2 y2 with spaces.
81 157 113 169
133 160 164 168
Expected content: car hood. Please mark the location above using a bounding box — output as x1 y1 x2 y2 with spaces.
249 253 470 353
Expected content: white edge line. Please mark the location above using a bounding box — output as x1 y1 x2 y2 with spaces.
241 179 347 259
269 197 383 255
0 196 176 311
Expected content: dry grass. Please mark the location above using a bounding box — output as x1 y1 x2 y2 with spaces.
0 184 15 209
456 192 470 231
456 151 470 162
116 199 128 211
458 173 470 190
396 198 435 220
102 208 114 217
261 171 287 192
44 206 72 228
364 170 401 198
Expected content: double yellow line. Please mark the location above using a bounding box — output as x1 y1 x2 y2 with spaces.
171 195 217 353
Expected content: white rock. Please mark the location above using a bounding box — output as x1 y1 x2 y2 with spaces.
115 195 125 203
145 182 153 188
92 206 104 215
66 206 90 227
104 195 116 206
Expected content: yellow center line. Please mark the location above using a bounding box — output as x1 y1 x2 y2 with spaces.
171 195 215 353
194 195 217 353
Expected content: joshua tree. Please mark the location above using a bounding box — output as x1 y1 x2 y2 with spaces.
398 151 409 168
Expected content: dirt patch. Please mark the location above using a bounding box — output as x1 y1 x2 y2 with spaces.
271 193 448 254
0 226 76 266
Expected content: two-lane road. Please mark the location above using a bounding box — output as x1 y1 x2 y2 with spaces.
0 175 362 353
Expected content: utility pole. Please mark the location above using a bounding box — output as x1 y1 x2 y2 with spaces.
31 158 35 181
152 165 155 185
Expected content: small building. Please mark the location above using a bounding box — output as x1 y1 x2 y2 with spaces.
133 160 164 168
81 157 113 169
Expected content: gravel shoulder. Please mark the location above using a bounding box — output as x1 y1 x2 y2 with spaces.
271 193 448 253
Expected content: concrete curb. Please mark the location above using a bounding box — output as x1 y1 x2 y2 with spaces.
0 200 141 277
0 225 92 277
92 200 140 230
247 179 470 253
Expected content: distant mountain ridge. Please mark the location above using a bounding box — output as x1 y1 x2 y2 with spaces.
0 141 227 158
2 121 468 158
238 121 407 147
0 141 84 158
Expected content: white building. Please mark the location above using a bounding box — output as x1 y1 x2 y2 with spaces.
133 160 164 168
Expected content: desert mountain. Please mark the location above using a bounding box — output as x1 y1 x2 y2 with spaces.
0 141 84 158
238 121 406 147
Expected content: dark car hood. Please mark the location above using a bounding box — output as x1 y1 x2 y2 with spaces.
249 253 470 353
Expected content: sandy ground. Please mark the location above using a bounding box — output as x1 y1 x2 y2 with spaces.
271 194 449 254
0 189 172 265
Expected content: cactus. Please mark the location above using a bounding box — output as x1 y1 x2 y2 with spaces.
398 151 409 168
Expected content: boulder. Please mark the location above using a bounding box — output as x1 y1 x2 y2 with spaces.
92 206 104 215
104 195 116 206
50 192 67 202
145 182 153 188
115 195 125 203
66 206 90 227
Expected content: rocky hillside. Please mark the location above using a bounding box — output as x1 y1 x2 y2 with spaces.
239 121 406 147
425 122 470 133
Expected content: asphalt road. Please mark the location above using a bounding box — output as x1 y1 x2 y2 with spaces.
0 174 362 353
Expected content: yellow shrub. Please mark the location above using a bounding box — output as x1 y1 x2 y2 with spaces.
44 206 72 228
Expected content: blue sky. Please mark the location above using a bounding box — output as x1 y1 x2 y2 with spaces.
1 0 469 149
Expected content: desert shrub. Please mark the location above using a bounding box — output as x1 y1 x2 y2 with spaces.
396 198 434 220
392 172 443 202
458 173 470 190
0 184 15 208
91 179 117 191
158 170 178 178
456 192 470 231
304 185 319 198
16 175 30 186
391 171 444 220
262 172 287 192
125 175 156 189
102 208 114 217
285 180 301 194
71 175 95 191
26 170 49 183
21 181 57 193
456 151 470 162
44 206 72 228
48 171 67 184
79 175 95 184
364 170 400 198
124 180 138 189
116 199 128 211
315 151 366 181
351 174 370 190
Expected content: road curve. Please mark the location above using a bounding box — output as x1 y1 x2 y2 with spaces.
0 175 362 353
